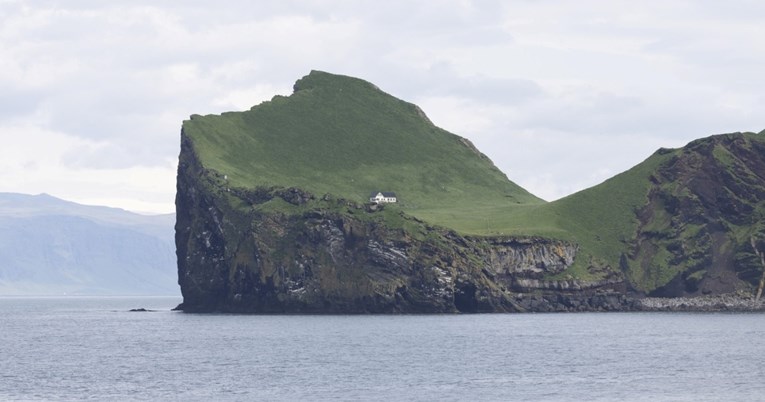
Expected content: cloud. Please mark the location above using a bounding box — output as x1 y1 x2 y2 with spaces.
0 85 41 119
1 0 764 211
0 122 176 213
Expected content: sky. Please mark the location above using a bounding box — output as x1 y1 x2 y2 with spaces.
1 1 763 214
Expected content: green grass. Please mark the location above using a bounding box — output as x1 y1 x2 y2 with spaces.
542 149 676 266
184 70 542 226
183 70 765 282
416 146 675 273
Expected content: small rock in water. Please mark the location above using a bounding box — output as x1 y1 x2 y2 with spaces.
129 308 153 312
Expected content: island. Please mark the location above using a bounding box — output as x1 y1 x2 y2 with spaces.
174 70 765 313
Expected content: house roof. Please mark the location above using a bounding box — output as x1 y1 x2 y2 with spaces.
369 191 397 198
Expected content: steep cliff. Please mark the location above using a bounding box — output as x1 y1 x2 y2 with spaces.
175 70 765 313
536 131 765 296
175 136 627 312
174 71 628 312
625 133 765 296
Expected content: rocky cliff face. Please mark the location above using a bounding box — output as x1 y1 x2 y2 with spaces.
175 130 765 312
175 133 627 313
174 71 765 313
625 133 765 297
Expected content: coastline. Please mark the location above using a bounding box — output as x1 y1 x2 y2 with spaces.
636 292 765 312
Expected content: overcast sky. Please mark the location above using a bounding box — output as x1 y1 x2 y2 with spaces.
1 1 763 213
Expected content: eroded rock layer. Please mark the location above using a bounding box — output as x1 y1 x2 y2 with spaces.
175 134 626 313
174 71 765 313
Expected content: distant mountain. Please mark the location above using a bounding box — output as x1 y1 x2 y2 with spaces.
0 193 177 295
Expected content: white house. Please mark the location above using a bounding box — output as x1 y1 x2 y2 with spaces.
369 191 397 204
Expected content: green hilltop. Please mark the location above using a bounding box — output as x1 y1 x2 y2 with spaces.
183 70 541 217
182 70 765 293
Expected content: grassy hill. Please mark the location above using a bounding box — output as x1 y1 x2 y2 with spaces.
521 131 765 288
183 70 765 292
531 148 675 272
183 70 542 221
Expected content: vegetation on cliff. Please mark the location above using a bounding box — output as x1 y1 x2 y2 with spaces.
176 70 765 312
538 132 765 294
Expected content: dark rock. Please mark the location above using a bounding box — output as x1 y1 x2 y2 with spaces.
174 131 629 313
174 129 765 313
174 79 765 314
627 132 765 296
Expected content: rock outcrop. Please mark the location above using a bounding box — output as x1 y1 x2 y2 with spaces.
624 133 765 296
175 132 629 313
174 71 765 313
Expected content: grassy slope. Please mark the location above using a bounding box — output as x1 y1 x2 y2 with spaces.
538 149 675 276
183 70 764 281
184 71 542 225
415 130 764 280
536 131 765 279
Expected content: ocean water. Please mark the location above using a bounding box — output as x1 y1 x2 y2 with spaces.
1 297 764 401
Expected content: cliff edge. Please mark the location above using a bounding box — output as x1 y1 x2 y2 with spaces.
175 71 765 313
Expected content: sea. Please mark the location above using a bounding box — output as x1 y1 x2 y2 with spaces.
1 296 763 401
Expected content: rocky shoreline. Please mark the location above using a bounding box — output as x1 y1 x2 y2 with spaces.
174 291 765 314
494 291 765 313
635 292 765 312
